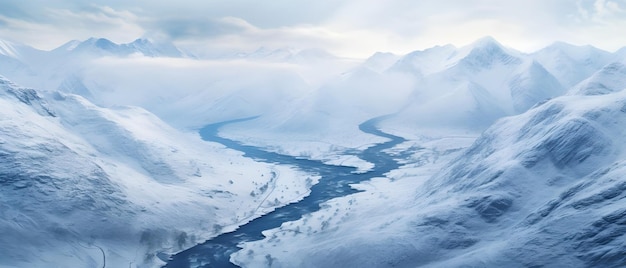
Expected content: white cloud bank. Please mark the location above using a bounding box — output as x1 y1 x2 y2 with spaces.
0 0 625 57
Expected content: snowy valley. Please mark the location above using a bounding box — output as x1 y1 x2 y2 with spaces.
1 35 626 268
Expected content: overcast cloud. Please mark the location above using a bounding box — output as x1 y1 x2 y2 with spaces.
0 0 625 57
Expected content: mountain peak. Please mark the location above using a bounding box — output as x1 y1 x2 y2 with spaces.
60 37 184 58
126 38 184 57
540 41 611 60
470 36 501 48
131 38 152 44
362 52 400 73
387 44 456 75
616 47 626 61
574 61 626 96
82 37 114 45
72 37 119 52
532 41 614 88
457 36 521 70
405 44 456 57
93 38 116 50
55 40 82 52
546 41 596 50
365 51 398 63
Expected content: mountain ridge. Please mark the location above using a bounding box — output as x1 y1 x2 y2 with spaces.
2 35 626 267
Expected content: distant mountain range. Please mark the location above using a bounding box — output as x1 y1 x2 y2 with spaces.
2 36 626 267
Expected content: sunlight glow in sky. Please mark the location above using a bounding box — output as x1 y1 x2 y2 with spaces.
0 0 625 57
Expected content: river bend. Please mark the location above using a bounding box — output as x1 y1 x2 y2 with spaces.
165 116 405 267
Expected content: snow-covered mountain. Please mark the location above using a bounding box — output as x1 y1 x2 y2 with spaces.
217 52 413 168
0 37 353 133
66 37 186 58
0 37 190 91
3 35 626 268
0 76 314 267
218 38 567 172
220 37 613 163
0 40 42 87
0 37 187 63
0 39 29 59
361 51 400 73
231 68 626 267
372 37 564 136
386 44 457 76
219 37 626 268
532 42 615 88
572 61 626 96
2 36 610 150
615 46 626 61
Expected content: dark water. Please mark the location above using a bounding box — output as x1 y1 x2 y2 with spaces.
164 116 406 268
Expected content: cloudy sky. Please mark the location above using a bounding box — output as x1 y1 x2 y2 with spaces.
0 0 625 57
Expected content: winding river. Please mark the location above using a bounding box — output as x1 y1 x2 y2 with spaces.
165 116 406 268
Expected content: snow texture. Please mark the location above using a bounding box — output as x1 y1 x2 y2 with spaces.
233 87 626 268
1 35 626 267
0 76 313 267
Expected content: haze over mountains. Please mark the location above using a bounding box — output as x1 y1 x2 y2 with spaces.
2 36 626 267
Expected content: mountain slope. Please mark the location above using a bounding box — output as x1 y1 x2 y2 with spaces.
3 35 626 268
0 38 189 93
231 80 626 267
411 90 626 267
362 52 400 73
572 61 626 96
68 37 185 58
220 37 567 166
532 42 614 88
218 58 415 169
0 76 313 267
381 38 565 135
387 44 457 76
